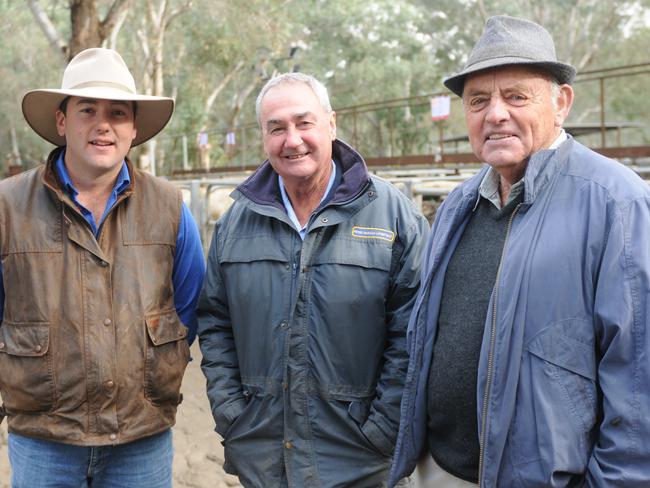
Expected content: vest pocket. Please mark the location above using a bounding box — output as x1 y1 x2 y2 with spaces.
144 310 190 406
0 321 55 413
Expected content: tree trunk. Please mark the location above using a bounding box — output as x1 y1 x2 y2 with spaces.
69 0 102 58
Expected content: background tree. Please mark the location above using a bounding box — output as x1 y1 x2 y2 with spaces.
27 0 132 61
2 0 649 176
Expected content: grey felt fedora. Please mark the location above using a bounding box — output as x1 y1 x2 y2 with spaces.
443 15 576 97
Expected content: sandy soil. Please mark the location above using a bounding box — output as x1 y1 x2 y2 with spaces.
0 343 242 488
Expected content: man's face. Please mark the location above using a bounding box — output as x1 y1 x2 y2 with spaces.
56 96 137 177
259 83 336 186
462 66 573 181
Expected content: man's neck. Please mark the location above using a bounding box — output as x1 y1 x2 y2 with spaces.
282 165 333 227
64 158 123 225
496 129 567 205
498 175 516 207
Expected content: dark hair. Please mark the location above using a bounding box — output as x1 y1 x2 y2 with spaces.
57 97 138 117
58 96 71 114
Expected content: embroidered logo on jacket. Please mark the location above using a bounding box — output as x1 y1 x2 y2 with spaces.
351 226 395 242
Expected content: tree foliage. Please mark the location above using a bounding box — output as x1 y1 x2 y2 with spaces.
2 0 649 174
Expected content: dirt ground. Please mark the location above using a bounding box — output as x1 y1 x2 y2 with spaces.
0 343 243 488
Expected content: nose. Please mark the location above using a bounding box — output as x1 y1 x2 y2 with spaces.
485 97 510 124
94 106 111 132
284 127 303 148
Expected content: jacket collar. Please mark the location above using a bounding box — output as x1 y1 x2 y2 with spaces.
234 139 371 209
522 135 573 204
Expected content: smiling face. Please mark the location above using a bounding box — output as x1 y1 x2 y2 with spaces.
55 96 137 179
259 82 336 188
462 66 573 183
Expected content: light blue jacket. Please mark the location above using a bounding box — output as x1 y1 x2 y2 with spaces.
390 138 650 487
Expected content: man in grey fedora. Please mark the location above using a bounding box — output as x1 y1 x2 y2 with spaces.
389 15 650 487
0 48 204 487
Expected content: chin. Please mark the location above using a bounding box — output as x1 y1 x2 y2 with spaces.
481 150 523 167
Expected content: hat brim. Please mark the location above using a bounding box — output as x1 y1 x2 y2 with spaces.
22 87 174 147
443 58 577 97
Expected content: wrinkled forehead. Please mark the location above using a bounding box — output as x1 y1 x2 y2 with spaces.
260 83 325 120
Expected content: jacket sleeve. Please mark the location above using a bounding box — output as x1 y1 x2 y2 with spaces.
588 196 650 486
361 209 429 456
197 219 247 438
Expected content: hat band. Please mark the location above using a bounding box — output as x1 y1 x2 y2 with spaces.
65 80 136 94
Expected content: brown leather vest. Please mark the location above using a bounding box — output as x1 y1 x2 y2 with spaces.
0 152 189 446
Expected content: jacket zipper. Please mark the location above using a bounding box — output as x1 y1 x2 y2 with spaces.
477 203 521 486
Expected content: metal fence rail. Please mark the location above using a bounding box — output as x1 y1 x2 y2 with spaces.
175 156 650 249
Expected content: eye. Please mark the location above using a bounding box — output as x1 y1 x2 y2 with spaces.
465 97 488 112
506 94 527 106
268 127 284 135
80 107 95 114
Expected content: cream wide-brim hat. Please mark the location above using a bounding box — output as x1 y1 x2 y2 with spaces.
22 48 174 147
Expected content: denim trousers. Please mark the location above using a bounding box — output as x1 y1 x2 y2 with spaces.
8 429 173 488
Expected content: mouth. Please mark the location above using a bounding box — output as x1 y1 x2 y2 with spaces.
284 152 309 160
485 133 516 141
89 139 115 147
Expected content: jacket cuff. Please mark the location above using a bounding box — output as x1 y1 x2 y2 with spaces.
361 417 394 457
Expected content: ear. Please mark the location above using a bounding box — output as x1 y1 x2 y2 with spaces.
329 111 337 141
55 110 66 137
554 84 574 127
131 125 137 142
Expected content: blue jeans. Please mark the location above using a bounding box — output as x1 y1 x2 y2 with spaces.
8 429 173 488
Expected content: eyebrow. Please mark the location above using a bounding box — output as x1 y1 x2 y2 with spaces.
265 111 316 129
76 98 131 108
463 87 489 98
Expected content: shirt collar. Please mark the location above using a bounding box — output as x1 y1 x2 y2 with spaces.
279 160 337 239
55 150 131 199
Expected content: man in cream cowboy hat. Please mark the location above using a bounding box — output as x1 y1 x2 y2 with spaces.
0 48 204 487
390 15 650 487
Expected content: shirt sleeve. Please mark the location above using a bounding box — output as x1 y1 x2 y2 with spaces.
172 203 206 345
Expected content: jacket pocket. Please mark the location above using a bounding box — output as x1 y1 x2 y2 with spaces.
527 321 597 434
144 310 190 406
329 389 392 458
0 321 55 413
507 319 597 473
222 391 254 442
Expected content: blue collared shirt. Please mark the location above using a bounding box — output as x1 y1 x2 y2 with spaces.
55 154 132 235
0 152 205 343
278 160 337 240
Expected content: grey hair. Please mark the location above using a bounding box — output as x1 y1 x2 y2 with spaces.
255 72 332 127
549 79 561 110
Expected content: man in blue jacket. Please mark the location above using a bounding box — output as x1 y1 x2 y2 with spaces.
198 73 427 487
390 15 650 487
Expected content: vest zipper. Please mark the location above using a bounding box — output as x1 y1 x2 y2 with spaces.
477 203 521 486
